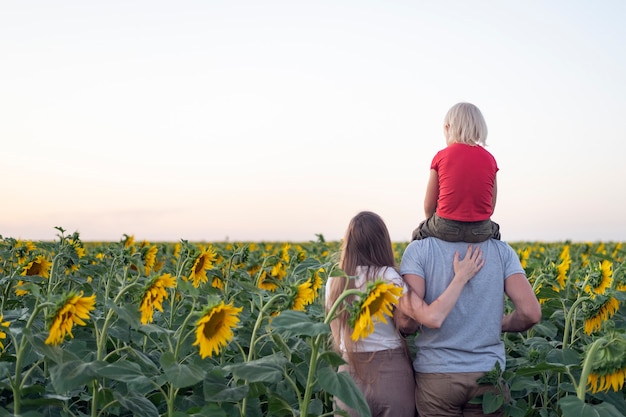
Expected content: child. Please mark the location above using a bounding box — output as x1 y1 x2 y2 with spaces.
412 102 501 243
326 211 484 417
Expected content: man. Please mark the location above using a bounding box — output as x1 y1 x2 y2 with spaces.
397 238 541 417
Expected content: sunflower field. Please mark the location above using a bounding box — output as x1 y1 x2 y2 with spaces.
0 228 625 417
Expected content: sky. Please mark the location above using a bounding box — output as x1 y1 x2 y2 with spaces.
2 1 626 243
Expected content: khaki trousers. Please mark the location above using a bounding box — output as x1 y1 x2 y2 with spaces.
415 372 508 417
335 348 416 417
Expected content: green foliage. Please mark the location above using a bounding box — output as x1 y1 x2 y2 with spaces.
0 235 625 416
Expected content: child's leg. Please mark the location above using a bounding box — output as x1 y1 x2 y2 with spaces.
460 219 501 243
412 215 464 242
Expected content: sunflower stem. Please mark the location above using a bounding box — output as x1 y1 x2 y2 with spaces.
247 293 287 362
562 296 589 350
577 337 607 400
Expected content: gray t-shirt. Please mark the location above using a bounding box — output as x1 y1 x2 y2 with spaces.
400 238 525 373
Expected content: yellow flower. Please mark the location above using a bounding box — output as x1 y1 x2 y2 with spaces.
45 292 96 345
211 276 224 290
291 280 315 311
15 280 29 296
584 260 614 297
584 296 620 335
193 301 243 359
69 239 86 258
21 255 52 278
518 247 530 269
554 245 571 290
257 270 278 291
124 234 135 248
139 273 177 324
0 315 10 350
143 245 158 275
189 246 217 288
172 242 181 262
270 261 287 281
280 243 291 263
586 332 626 393
350 282 403 341
311 268 324 296
15 240 36 264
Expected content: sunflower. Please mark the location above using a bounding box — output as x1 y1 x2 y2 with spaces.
518 247 530 269
350 281 403 341
311 268 324 296
188 246 217 288
583 296 620 335
0 315 10 350
211 276 224 290
257 270 279 291
143 245 159 275
270 261 287 281
45 292 97 345
193 301 243 359
554 246 571 290
280 243 291 263
14 280 29 296
290 279 316 311
586 332 626 393
21 255 52 278
124 234 135 249
139 273 177 324
68 239 86 259
15 240 36 264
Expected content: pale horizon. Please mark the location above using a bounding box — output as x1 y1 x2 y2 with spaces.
2 1 626 244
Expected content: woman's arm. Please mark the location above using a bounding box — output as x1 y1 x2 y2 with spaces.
424 169 439 218
399 245 484 329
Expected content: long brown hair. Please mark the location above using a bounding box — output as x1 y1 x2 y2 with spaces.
326 211 404 380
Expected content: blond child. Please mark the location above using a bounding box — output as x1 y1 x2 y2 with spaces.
412 102 501 242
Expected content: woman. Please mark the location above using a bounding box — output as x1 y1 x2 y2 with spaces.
326 211 483 417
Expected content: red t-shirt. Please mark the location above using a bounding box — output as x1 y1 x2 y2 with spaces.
431 143 498 222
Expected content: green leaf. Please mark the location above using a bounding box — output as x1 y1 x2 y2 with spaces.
114 392 160 417
481 391 504 414
559 396 625 417
515 362 568 376
49 360 106 393
317 367 371 417
267 393 296 417
270 310 330 337
546 347 581 366
160 351 206 388
224 353 288 384
97 360 152 385
185 404 229 417
204 382 249 402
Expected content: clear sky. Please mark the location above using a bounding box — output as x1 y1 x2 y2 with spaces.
2 1 625 243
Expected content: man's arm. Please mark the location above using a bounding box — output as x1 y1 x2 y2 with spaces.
502 273 542 332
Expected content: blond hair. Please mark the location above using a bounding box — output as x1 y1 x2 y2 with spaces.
444 102 488 146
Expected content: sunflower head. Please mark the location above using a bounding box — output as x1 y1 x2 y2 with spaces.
188 247 218 288
288 279 316 311
139 273 177 324
0 315 10 351
349 281 402 341
586 331 626 393
582 294 620 335
193 300 243 359
45 291 97 346
20 255 52 278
